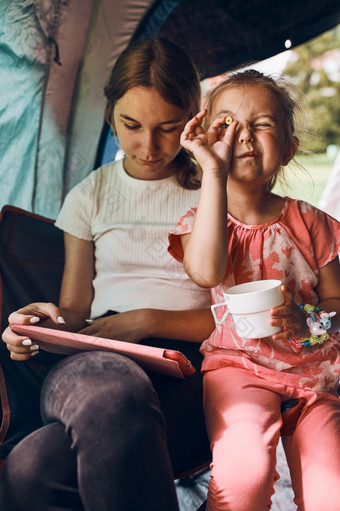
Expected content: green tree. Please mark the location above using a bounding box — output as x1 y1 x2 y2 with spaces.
283 24 340 153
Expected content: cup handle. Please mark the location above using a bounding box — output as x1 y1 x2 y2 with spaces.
211 303 228 324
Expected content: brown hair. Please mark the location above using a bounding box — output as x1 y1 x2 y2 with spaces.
104 38 201 189
204 69 302 190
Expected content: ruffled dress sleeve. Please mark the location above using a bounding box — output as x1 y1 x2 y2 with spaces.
168 206 197 263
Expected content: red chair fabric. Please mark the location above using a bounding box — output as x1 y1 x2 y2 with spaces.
0 206 65 459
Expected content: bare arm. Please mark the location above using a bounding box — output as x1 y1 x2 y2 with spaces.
57 232 95 330
179 111 237 287
78 307 215 344
145 308 215 342
181 170 228 288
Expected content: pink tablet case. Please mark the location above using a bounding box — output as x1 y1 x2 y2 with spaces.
11 324 195 379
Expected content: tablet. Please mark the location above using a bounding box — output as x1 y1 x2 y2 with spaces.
11 324 196 379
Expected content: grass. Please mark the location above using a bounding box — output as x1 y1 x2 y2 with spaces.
273 153 334 207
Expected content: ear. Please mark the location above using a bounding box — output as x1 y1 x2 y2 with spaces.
105 104 115 132
110 124 117 137
106 116 116 137
282 136 299 166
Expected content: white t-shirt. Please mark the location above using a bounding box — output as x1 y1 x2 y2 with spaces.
55 159 211 318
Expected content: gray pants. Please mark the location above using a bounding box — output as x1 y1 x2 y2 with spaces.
0 340 209 511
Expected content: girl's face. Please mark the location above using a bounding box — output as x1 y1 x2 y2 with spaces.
211 83 294 187
113 86 188 180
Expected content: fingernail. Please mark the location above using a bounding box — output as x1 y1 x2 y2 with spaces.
30 317 40 324
30 345 39 351
30 350 39 357
22 338 32 346
57 316 65 324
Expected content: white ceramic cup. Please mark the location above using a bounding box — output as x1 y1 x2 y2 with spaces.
211 279 284 339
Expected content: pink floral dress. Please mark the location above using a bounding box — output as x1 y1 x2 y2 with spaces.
169 198 340 392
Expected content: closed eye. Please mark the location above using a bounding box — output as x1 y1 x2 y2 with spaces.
124 123 140 130
253 123 272 128
123 124 178 133
158 126 178 133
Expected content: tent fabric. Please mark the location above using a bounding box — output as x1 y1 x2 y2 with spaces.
0 1 95 218
1 0 340 219
149 0 340 78
0 0 154 218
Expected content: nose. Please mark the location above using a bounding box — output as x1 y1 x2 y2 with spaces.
238 125 254 144
142 131 158 157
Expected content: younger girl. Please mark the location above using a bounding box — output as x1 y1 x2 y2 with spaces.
169 69 340 511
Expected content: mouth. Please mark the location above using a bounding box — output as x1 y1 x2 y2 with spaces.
138 158 162 165
237 151 258 158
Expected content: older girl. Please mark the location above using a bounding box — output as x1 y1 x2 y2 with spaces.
1 38 214 511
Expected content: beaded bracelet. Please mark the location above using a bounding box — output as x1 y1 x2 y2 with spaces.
290 304 336 347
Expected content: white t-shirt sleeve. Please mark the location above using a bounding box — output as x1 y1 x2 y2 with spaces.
55 172 97 241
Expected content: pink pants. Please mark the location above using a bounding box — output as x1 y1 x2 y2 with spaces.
203 366 340 511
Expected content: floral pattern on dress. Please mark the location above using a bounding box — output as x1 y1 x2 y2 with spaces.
169 198 340 392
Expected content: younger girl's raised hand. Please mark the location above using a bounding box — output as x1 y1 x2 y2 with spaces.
270 286 309 341
180 109 237 173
